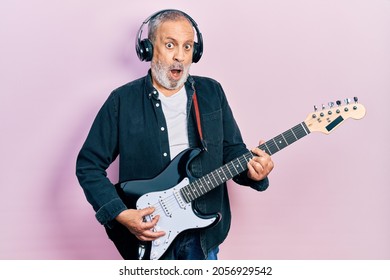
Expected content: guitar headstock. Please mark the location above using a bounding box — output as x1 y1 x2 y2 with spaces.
304 97 366 134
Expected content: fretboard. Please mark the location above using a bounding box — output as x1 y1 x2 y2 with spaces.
180 122 310 203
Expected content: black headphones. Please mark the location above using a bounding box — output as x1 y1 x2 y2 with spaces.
135 9 203 63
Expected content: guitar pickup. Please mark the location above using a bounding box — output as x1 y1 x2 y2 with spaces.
158 198 172 217
173 189 187 209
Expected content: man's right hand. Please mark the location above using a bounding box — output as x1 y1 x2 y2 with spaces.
115 208 166 241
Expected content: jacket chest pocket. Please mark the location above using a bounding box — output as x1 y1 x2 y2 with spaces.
202 109 223 147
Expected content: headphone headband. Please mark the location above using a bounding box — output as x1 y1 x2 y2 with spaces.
135 9 203 63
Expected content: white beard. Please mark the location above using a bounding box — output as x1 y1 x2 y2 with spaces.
151 60 191 90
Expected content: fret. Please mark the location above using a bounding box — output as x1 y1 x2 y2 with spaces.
200 177 211 193
263 142 272 155
272 138 281 151
210 171 220 186
181 188 191 203
218 168 228 181
191 185 199 200
265 139 279 155
205 174 214 191
234 157 245 172
191 183 201 198
301 122 310 135
294 123 309 139
238 158 246 170
229 160 239 175
215 168 223 182
218 168 227 183
281 132 288 146
223 164 234 178
243 153 251 164
195 180 205 195
185 187 194 202
207 173 218 189
243 153 252 164
274 134 287 150
283 129 296 145
290 127 298 140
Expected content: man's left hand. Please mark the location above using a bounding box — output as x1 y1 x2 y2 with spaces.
247 141 274 181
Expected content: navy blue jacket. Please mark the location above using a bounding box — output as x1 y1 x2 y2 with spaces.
76 71 269 257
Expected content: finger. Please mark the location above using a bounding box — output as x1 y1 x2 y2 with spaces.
247 160 255 174
247 159 263 179
139 206 156 216
256 156 274 174
137 206 157 224
140 214 160 229
251 158 264 170
138 220 166 241
138 230 165 241
133 221 165 241
141 228 166 239
135 215 159 235
251 147 268 157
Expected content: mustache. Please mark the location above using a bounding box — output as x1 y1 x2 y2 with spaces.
169 63 184 71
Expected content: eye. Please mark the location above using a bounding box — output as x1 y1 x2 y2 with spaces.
184 44 192 51
166 42 174 49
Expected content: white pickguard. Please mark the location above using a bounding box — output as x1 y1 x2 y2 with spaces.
136 177 217 260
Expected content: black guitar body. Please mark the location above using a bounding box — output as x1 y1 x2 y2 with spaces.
109 148 219 260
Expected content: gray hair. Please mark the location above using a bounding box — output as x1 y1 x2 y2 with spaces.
148 10 192 43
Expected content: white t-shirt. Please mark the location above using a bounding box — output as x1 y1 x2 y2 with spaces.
158 87 190 159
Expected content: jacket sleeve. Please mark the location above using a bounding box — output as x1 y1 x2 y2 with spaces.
233 172 269 191
75 91 127 225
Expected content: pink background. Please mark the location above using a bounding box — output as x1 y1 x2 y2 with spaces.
1 0 389 259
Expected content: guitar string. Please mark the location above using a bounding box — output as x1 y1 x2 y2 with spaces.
143 154 255 219
160 151 256 209
144 125 309 221
158 127 305 211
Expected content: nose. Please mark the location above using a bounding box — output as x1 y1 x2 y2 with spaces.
173 47 185 62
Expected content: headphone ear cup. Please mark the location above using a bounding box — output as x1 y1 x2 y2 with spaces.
192 42 199 63
192 41 202 63
138 39 154 61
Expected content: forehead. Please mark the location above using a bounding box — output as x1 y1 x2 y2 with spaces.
156 19 195 41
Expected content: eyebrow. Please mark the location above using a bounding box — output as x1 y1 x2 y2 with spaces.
163 36 194 44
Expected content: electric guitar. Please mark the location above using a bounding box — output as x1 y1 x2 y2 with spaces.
115 98 366 260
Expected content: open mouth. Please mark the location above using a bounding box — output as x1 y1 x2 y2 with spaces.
170 69 183 79
171 69 182 74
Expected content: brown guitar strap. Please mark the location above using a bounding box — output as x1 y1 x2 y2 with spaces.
192 91 207 151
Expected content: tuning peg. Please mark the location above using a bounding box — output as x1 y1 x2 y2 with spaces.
353 96 358 103
336 100 341 106
314 105 318 112
345 98 351 104
328 102 335 108
322 104 326 110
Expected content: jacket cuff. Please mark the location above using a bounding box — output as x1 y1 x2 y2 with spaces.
233 173 269 192
95 198 128 226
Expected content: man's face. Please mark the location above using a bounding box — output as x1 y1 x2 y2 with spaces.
151 18 194 95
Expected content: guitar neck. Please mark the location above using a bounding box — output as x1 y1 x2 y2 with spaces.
180 122 310 203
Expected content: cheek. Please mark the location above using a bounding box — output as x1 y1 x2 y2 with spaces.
183 56 193 67
153 47 172 62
